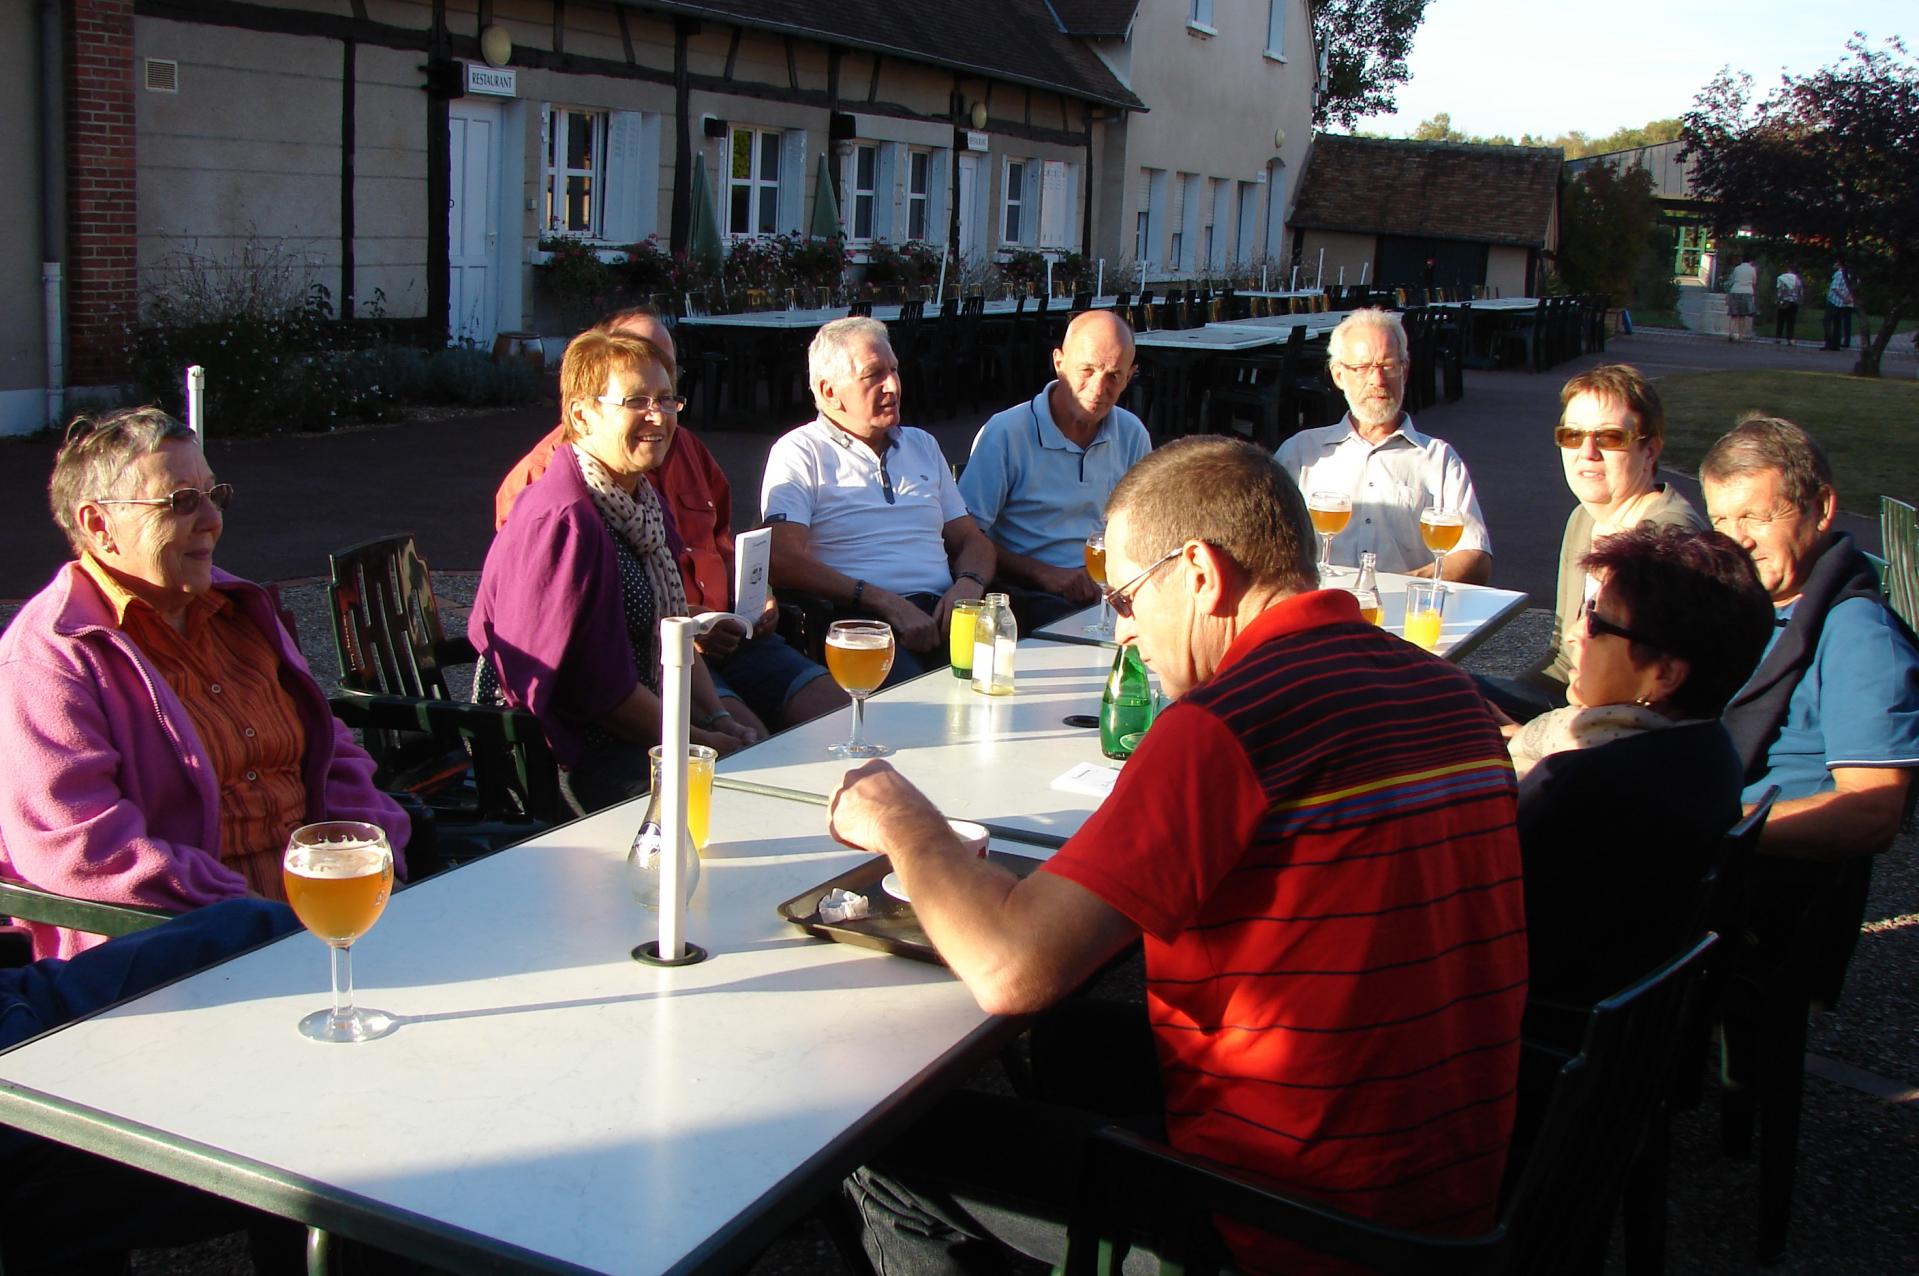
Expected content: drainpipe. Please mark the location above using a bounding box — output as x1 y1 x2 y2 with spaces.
40 0 66 426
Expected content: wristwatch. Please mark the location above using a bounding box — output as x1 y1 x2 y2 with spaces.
695 709 734 730
955 571 988 591
851 579 867 609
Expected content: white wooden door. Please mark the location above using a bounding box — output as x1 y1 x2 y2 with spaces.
448 100 502 346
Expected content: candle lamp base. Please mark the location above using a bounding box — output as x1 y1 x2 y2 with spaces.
632 940 710 967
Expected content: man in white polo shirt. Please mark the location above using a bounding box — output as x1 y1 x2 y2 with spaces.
1276 307 1492 582
960 310 1152 629
762 316 996 682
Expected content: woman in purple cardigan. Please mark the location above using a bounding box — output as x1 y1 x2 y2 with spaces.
0 408 407 959
470 331 760 815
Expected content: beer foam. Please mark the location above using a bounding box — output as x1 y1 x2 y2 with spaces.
286 842 389 878
826 631 893 650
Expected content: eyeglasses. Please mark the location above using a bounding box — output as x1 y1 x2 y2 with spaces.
1581 599 1659 647
1333 359 1405 379
1554 426 1642 451
597 393 687 415
94 484 234 517
1101 549 1182 619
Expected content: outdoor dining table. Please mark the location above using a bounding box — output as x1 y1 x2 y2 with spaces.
715 638 1125 848
0 787 1045 1275
1032 573 1530 664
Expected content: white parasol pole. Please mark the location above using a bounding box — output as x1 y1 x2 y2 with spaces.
186 366 205 438
1361 261 1370 286
1316 248 1324 290
1261 265 1267 291
935 251 948 305
1096 258 1104 299
1046 257 1054 298
1338 266 1345 286
657 617 697 962
1291 264 1299 290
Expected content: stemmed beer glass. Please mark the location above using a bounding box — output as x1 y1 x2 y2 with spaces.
1084 531 1113 638
283 821 395 1043
825 620 896 757
1307 491 1352 583
1420 504 1465 583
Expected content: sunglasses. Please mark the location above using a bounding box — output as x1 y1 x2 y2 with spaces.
1101 549 1182 619
95 483 234 517
1554 426 1641 451
1581 598 1658 647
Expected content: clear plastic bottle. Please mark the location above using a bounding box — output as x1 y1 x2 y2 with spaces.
970 592 1018 696
1352 551 1383 625
627 754 701 911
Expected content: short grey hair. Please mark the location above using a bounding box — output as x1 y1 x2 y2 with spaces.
1327 307 1408 365
49 406 197 555
1698 415 1834 515
808 316 892 411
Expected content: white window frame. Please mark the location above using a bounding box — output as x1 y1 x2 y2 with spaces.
1265 0 1287 60
1003 158 1028 246
727 126 783 238
906 149 932 243
849 143 879 242
544 106 607 237
1188 0 1216 36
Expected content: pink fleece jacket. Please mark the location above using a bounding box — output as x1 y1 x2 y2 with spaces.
0 563 407 958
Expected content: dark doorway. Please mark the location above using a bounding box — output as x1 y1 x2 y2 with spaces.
1376 237 1490 293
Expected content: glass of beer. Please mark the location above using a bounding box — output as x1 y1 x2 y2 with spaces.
283 820 395 1044
1084 531 1113 638
825 619 896 757
1420 505 1465 582
949 598 986 679
1307 491 1352 583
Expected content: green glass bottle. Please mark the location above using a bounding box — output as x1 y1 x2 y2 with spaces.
1099 644 1154 759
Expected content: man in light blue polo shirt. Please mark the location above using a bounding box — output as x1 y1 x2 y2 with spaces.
960 310 1152 628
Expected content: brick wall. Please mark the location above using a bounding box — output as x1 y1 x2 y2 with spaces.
66 0 136 386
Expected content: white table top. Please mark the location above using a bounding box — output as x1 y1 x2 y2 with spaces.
1031 574 1529 663
1237 289 1328 300
1206 314 1344 336
0 790 1024 1274
1134 326 1283 352
680 296 1122 330
1430 297 1542 312
716 640 1124 846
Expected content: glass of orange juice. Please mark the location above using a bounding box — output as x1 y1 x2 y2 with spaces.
650 744 717 850
950 598 986 679
1402 580 1445 651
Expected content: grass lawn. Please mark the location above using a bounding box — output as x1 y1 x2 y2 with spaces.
1655 370 1919 513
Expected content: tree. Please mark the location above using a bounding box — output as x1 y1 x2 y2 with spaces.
1681 36 1918 376
1556 161 1660 304
1313 1 1431 130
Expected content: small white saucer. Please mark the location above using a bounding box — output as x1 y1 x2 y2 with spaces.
881 871 910 902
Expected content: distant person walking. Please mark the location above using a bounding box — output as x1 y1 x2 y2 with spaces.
1824 260 1855 351
1774 267 1803 344
1725 252 1758 342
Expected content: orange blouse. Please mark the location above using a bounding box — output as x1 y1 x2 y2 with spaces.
79 556 308 898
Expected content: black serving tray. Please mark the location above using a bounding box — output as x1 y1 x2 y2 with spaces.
775 850 1046 965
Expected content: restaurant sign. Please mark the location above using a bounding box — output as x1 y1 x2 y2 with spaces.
964 130 990 152
466 64 518 97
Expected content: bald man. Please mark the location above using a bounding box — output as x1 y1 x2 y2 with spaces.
958 310 1152 627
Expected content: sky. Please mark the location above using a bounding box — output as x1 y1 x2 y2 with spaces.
1355 2 1913 140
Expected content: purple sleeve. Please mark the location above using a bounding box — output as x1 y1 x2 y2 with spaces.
475 503 640 738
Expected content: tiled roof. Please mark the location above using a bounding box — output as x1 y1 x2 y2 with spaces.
1043 0 1139 37
647 0 1146 111
1290 135 1563 247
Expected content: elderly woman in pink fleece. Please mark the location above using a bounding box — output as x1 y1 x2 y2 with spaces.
0 408 406 958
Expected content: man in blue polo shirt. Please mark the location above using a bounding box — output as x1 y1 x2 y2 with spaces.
960 310 1151 628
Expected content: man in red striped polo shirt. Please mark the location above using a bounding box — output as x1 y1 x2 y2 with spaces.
829 436 1527 1273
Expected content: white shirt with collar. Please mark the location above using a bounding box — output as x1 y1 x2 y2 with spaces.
959 383 1152 569
761 416 968 597
1275 415 1492 575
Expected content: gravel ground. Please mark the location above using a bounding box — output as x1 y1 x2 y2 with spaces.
10 592 1916 1274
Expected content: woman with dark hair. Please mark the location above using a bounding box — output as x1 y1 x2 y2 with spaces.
1512 523 1774 1002
0 408 408 959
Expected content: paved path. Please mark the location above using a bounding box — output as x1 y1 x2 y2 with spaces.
0 330 1890 606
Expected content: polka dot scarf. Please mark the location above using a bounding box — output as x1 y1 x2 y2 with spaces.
572 444 690 659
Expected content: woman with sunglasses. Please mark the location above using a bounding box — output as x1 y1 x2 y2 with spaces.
1509 523 1772 1002
1488 364 1709 720
0 407 409 958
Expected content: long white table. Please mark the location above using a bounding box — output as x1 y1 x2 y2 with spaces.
1032 575 1529 664
716 640 1124 847
1133 325 1283 352
680 295 1126 330
0 790 1036 1274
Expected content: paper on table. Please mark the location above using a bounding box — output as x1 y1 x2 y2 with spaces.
1051 762 1120 799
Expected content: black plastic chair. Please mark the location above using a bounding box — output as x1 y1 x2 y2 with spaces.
327 536 561 856
1063 935 1718 1276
